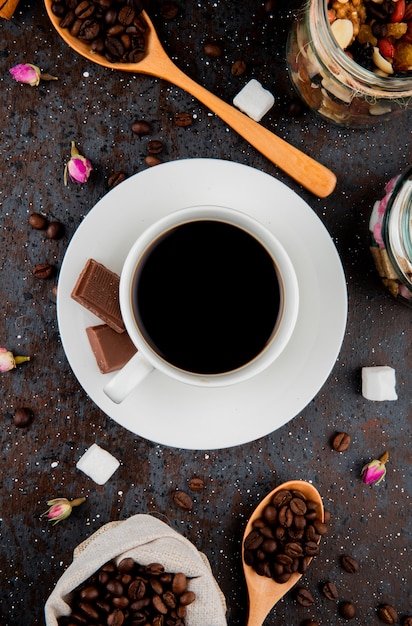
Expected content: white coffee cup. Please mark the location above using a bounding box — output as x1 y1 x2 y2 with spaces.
104 205 299 403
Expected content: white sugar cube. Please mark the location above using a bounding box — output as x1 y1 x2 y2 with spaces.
76 443 120 484
233 79 275 122
361 366 398 401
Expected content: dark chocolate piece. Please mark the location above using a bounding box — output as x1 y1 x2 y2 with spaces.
86 324 137 373
71 258 125 333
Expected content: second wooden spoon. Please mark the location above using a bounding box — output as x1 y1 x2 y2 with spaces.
44 4 337 198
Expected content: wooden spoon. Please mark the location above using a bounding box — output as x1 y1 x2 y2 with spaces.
242 480 324 626
44 4 337 198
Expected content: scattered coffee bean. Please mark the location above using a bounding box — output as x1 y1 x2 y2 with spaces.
174 112 193 127
188 477 205 491
301 621 320 626
243 489 327 584
332 431 351 452
295 587 315 607
159 1 178 20
131 119 152 136
108 171 127 188
339 600 356 619
13 407 34 428
231 59 247 76
321 580 338 601
403 617 412 626
377 604 398 624
33 263 54 279
340 554 359 573
172 490 193 511
146 139 164 155
29 212 48 230
145 155 162 167
204 41 223 58
57 559 195 626
46 221 65 240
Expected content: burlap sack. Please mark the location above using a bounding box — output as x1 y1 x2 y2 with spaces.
45 514 227 626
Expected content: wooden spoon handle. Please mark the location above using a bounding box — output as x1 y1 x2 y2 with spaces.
145 59 336 197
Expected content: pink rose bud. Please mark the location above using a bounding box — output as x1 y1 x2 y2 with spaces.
42 497 86 525
9 63 57 86
64 141 93 185
361 451 389 485
0 347 30 372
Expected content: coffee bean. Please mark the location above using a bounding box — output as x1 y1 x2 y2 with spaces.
118 557 135 573
108 171 127 188
332 431 351 452
146 139 164 155
145 563 165 576
403 617 412 626
295 587 315 607
339 601 356 619
179 590 196 606
341 554 359 573
290 497 307 515
204 41 223 58
131 119 152 136
262 504 277 524
46 221 65 240
377 604 398 624
13 407 33 428
272 490 292 507
145 155 162 167
160 1 178 20
188 477 205 491
321 580 338 601
244 529 264 551
107 608 125 626
231 60 246 76
301 621 320 626
75 0 94 18
33 263 53 279
29 212 48 230
172 572 188 595
174 112 192 127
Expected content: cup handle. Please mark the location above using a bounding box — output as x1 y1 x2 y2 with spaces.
103 352 154 403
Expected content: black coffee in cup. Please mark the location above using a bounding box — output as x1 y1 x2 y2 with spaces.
132 219 281 375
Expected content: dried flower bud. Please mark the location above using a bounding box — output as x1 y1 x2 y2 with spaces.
0 348 30 372
64 141 93 185
9 63 57 86
42 497 86 525
361 451 389 485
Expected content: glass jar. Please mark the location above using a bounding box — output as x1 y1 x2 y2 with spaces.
286 0 412 126
369 167 412 306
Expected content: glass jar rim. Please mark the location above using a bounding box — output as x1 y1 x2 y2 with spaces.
309 0 412 97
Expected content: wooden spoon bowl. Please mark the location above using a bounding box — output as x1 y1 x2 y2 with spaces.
44 2 336 197
242 480 324 626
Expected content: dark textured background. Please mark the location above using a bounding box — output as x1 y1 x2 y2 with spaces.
0 1 411 624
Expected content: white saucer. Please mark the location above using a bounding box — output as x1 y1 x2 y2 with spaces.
57 159 347 450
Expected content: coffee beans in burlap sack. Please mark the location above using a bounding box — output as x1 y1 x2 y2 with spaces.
44 514 227 626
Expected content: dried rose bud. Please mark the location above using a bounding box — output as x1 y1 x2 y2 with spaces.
0 348 30 373
64 141 93 185
361 451 389 485
9 63 57 86
41 497 86 525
